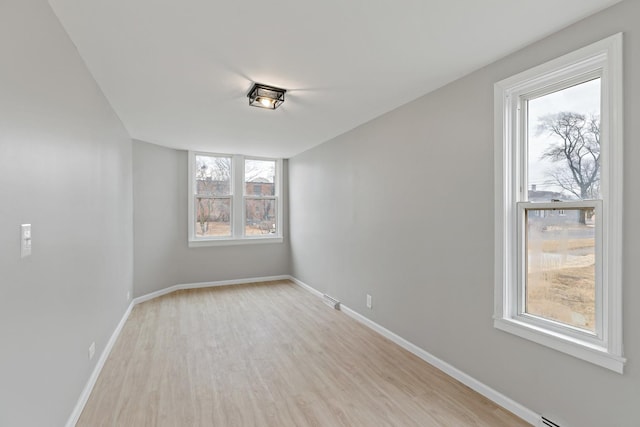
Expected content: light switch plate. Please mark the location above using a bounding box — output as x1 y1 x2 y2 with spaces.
21 224 31 258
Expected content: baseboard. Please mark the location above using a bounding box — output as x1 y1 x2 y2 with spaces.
68 275 537 426
65 301 134 427
289 276 540 426
132 275 291 305
287 275 324 298
66 274 289 426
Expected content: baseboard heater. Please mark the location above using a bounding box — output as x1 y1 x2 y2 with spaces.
322 294 340 310
542 416 561 427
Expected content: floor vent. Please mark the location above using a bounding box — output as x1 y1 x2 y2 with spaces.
542 416 561 427
322 294 340 310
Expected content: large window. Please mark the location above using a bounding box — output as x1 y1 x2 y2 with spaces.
188 152 283 246
494 34 624 372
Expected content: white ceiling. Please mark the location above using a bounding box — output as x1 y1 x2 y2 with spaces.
48 0 621 158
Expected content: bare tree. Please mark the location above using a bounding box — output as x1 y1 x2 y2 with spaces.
196 157 231 182
195 157 231 233
196 198 210 234
244 160 275 184
194 162 209 234
537 112 600 223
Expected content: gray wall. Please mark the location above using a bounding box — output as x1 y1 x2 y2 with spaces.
0 1 133 426
132 140 290 297
289 1 639 426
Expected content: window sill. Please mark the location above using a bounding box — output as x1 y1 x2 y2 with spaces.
188 236 283 248
494 317 625 374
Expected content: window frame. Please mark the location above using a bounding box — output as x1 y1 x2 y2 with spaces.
517 201 602 342
192 153 233 238
243 156 280 237
188 152 283 247
494 33 624 373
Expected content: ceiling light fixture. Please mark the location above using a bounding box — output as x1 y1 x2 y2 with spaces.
247 83 286 110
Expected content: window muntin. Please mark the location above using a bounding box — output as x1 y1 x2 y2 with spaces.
189 153 282 245
494 34 624 372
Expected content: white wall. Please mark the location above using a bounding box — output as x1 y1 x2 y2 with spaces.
289 1 640 426
0 0 133 425
132 140 290 297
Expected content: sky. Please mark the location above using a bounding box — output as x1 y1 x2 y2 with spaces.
196 155 275 183
526 78 601 198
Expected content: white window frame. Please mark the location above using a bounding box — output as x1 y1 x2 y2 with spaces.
494 33 624 373
188 152 283 247
243 156 280 237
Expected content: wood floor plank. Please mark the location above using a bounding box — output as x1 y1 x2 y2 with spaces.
77 280 530 426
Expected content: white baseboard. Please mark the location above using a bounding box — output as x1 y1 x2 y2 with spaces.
65 301 134 427
68 274 538 426
289 276 540 427
66 274 290 426
287 276 324 298
132 275 291 305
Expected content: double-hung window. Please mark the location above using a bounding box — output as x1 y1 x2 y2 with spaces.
494 34 624 372
188 152 283 246
244 158 278 236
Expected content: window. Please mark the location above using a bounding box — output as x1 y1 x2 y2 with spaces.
188 152 283 246
193 154 232 237
244 158 277 236
494 34 624 372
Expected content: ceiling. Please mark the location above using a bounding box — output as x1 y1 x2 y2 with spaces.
48 0 621 158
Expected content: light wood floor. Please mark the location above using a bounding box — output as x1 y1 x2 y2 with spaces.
78 280 530 426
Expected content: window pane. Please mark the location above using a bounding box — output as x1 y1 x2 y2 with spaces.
527 79 601 201
195 155 231 196
245 199 277 235
245 159 275 196
195 198 231 237
525 208 596 332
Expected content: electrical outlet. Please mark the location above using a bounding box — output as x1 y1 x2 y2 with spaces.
127 291 131 301
366 294 372 309
88 342 95 360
